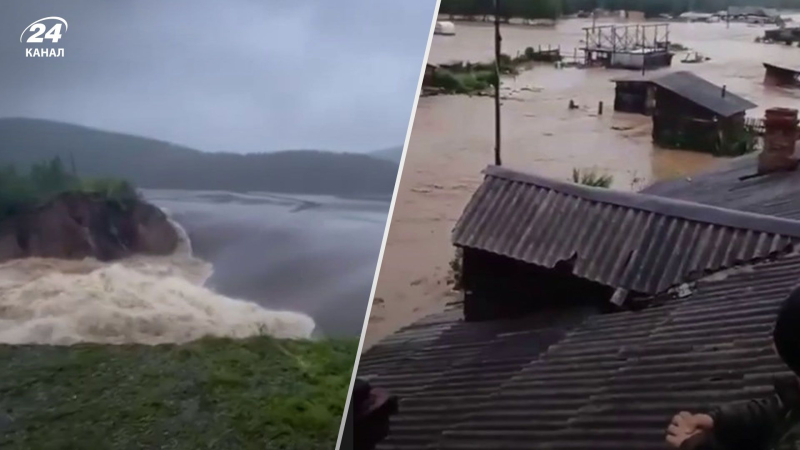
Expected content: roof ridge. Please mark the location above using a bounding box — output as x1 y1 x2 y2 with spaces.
483 165 800 238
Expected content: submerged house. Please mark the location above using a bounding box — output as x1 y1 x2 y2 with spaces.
358 111 800 450
764 62 800 87
763 27 800 44
613 71 757 154
729 6 781 23
651 71 756 154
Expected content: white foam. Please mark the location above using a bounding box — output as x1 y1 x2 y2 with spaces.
0 220 315 345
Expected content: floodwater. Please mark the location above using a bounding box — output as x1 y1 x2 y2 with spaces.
364 17 800 348
0 190 387 345
148 190 389 337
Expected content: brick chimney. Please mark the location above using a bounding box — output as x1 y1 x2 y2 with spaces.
758 107 800 174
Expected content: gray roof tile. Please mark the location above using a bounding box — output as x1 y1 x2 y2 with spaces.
452 165 800 295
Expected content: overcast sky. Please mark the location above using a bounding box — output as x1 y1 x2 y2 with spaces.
0 1 436 154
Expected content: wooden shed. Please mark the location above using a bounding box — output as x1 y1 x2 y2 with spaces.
614 71 757 154
613 74 658 115
649 71 756 155
451 165 800 321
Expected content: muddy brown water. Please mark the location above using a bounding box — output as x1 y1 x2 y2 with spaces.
363 17 800 349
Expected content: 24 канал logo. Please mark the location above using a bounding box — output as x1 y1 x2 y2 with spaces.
20 17 68 58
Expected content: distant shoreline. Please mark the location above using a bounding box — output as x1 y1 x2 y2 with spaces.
336 193 393 202
143 188 394 205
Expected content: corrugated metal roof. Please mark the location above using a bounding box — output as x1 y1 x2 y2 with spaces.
360 254 800 450
360 156 800 449
650 71 756 117
644 153 800 220
452 165 800 295
611 71 757 117
359 307 595 450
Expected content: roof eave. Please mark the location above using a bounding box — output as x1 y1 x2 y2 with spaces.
480 165 800 238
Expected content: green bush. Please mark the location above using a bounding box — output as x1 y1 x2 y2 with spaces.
719 130 759 157
432 69 497 94
78 178 138 200
0 157 138 221
524 46 536 59
572 168 613 188
448 247 464 290
470 54 518 75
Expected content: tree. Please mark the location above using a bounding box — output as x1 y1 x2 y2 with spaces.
0 157 138 221
0 165 34 219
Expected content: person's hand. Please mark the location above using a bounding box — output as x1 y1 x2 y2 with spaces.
666 412 714 448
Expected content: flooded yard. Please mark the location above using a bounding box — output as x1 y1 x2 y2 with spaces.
364 17 800 348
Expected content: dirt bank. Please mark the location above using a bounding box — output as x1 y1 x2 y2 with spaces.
0 192 178 263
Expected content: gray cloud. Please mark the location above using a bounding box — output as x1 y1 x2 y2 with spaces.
0 0 436 153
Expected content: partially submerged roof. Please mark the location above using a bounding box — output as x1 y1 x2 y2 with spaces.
649 71 756 117
764 62 800 75
611 71 756 117
452 165 800 295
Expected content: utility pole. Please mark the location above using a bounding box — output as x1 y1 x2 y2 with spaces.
493 0 502 166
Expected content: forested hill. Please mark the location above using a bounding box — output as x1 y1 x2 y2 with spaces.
0 118 399 196
440 0 798 20
369 146 404 164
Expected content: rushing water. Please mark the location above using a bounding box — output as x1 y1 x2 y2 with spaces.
148 189 389 338
0 190 387 345
364 16 800 347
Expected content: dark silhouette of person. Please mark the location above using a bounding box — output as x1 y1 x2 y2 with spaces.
666 286 800 449
345 378 398 450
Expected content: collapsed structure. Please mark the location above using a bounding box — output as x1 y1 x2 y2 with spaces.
359 113 800 449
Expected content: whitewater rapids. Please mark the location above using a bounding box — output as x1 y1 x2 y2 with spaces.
0 219 316 345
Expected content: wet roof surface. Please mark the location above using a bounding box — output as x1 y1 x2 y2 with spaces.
649 71 757 117
452 165 800 295
361 254 800 449
644 153 800 220
360 157 800 449
611 71 757 117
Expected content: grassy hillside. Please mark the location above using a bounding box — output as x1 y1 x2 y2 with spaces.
0 118 398 196
0 336 357 450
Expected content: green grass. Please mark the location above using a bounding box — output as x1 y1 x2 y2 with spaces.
0 336 357 450
432 69 498 94
572 168 613 188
